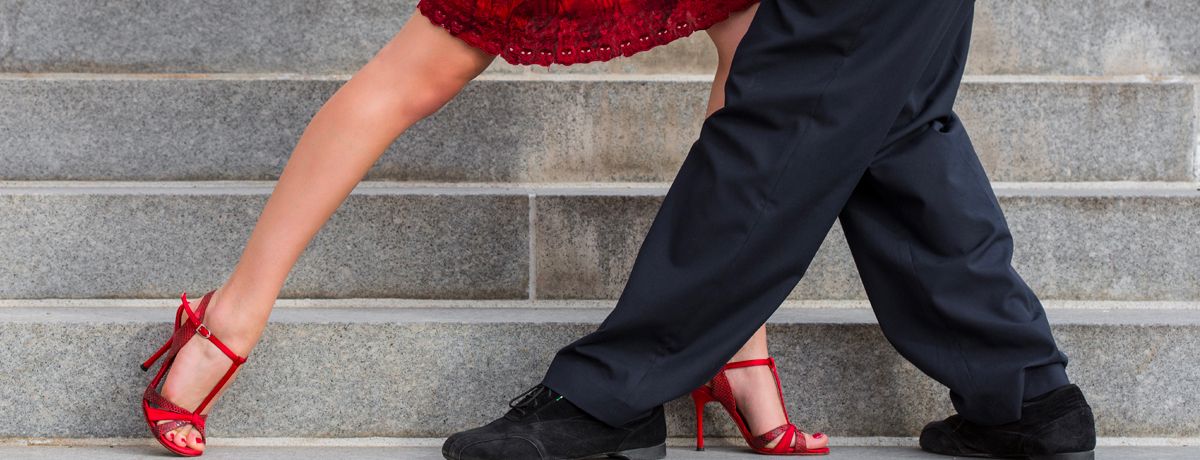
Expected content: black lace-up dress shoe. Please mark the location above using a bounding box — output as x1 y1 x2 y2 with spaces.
920 384 1096 460
442 385 666 460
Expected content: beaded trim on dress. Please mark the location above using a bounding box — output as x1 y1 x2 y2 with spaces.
417 0 758 66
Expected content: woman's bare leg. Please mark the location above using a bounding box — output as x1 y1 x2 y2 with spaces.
155 13 495 451
706 4 828 450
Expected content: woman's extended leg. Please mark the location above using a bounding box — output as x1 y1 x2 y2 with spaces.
155 13 495 451
706 4 828 451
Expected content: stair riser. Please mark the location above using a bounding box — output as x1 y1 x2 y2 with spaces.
1 190 1196 300
0 78 1193 182
535 193 1200 302
2 1 1197 75
0 310 1193 438
0 193 530 299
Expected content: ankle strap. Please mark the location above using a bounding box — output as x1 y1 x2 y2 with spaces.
177 291 247 366
722 357 776 371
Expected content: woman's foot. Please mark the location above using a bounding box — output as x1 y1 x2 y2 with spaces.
724 362 828 451
156 290 257 452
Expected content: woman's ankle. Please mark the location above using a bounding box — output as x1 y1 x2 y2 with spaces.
201 287 268 355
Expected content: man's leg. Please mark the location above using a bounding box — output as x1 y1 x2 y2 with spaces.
542 0 977 426
838 17 1068 426
838 9 1095 458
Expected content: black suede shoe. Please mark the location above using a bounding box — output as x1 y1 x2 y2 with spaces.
920 384 1096 460
442 385 666 460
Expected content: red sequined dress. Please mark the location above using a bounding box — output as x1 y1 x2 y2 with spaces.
417 0 759 66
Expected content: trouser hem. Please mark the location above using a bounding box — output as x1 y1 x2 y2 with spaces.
1023 362 1071 403
542 364 649 427
961 362 1072 425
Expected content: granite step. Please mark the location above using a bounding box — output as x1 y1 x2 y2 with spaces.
1 1 1197 75
0 74 1194 183
0 181 1196 300
0 305 1195 438
2 445 1198 460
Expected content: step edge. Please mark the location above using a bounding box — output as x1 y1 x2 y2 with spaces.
0 72 1195 85
0 181 1196 197
0 298 1196 310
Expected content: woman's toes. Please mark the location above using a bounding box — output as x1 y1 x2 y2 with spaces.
186 430 205 451
802 432 828 449
173 426 191 447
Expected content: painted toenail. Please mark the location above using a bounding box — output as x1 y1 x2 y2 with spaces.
813 433 824 438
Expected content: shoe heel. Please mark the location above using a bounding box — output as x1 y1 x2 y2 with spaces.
140 337 172 371
1030 451 1094 460
691 389 712 451
608 443 666 460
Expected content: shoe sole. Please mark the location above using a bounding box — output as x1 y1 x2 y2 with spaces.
596 443 667 460
924 449 1094 460
1030 452 1094 460
441 442 667 460
922 428 1093 460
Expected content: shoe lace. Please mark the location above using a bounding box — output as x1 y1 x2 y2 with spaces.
508 385 556 416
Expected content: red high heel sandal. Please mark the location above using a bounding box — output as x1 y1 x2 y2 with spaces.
691 358 829 456
140 291 246 457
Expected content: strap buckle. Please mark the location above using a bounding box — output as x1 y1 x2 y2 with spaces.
195 324 212 339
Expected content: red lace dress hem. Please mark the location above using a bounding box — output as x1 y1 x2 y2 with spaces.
416 0 759 66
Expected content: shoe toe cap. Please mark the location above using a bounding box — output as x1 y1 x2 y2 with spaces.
919 419 962 455
443 432 543 460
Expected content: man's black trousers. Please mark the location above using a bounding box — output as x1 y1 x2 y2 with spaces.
542 0 1070 427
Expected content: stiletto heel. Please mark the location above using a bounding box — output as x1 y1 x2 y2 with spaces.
691 357 829 456
691 389 712 451
141 337 173 371
140 291 247 457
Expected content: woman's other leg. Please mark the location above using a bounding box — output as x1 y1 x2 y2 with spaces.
706 4 827 450
156 13 495 451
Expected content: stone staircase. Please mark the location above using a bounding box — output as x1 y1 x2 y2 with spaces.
1 0 1197 453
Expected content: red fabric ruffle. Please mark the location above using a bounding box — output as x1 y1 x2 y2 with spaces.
417 0 759 66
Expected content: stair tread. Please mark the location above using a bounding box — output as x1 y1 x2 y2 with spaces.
1 445 1197 460
2 305 1197 325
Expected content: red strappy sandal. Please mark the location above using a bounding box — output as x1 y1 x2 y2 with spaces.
140 291 247 457
691 357 829 456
